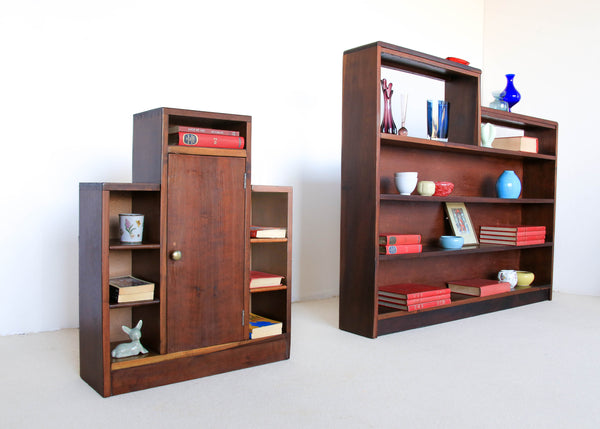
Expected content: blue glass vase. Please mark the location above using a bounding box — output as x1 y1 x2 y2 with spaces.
496 170 521 199
501 74 521 112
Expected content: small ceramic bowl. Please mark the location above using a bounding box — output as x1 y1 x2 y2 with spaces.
394 172 418 195
516 271 535 286
433 181 454 196
439 235 464 249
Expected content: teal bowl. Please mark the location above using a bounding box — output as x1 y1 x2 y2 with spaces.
439 235 464 249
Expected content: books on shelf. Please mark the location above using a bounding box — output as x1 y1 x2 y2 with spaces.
109 275 155 304
168 125 239 136
378 283 450 312
168 131 245 149
479 225 546 246
378 283 449 300
379 234 421 245
249 313 283 339
378 298 451 311
446 278 511 297
379 244 422 255
492 136 538 153
250 226 287 239
250 271 285 289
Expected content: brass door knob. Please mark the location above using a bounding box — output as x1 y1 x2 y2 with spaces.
170 250 182 261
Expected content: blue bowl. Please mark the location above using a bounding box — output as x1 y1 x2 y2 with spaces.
439 235 464 249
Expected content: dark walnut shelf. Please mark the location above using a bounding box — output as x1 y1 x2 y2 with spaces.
339 42 556 338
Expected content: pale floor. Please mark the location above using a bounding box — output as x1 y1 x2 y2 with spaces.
2 293 600 428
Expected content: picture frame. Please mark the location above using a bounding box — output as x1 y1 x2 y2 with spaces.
444 202 478 245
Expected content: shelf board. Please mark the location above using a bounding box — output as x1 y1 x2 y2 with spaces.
380 133 556 161
379 242 553 260
250 285 287 293
109 298 160 309
481 107 558 130
109 240 161 250
378 284 551 320
250 238 288 244
167 145 246 158
379 194 554 204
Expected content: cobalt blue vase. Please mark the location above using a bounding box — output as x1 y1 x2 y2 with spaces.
496 170 521 199
501 74 521 112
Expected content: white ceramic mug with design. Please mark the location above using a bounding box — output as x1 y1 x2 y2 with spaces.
119 213 144 243
498 269 518 288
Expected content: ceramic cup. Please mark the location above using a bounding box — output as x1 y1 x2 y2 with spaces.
119 213 144 243
516 271 535 286
417 180 436 196
498 269 518 288
394 172 418 195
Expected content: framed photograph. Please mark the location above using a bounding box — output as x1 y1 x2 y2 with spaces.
444 202 478 245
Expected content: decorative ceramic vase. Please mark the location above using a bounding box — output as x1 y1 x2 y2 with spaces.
380 79 397 134
496 170 521 199
489 91 509 111
480 123 496 147
501 74 521 112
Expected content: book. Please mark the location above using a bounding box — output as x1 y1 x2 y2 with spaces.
249 313 283 339
250 271 285 289
479 225 546 233
479 230 546 239
379 234 421 245
250 226 287 239
378 283 449 300
377 291 450 305
169 132 245 149
479 237 545 246
492 136 538 153
379 244 422 255
446 278 511 296
109 289 154 303
109 275 155 294
378 298 451 311
168 125 239 136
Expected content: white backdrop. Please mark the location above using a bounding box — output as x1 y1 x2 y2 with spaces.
3 0 595 335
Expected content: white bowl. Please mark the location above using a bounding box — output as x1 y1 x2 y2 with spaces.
395 174 418 195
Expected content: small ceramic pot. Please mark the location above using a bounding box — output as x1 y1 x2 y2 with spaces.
498 269 518 288
516 271 535 286
433 181 454 196
394 172 418 195
481 123 496 147
439 235 464 249
417 181 436 196
119 213 144 243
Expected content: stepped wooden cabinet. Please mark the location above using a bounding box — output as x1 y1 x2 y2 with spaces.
79 108 292 396
340 42 557 338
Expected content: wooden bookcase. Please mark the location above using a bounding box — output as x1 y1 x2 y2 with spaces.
79 108 292 396
339 42 557 338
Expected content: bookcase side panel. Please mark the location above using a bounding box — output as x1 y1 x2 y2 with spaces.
340 46 381 338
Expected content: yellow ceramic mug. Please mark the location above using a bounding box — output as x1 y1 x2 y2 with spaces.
417 180 435 196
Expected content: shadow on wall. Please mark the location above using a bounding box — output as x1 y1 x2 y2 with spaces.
295 171 341 303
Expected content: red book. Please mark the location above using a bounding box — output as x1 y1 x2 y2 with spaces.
250 271 285 289
379 244 422 255
479 225 546 233
170 132 245 149
479 237 545 246
378 298 451 311
377 290 450 305
479 230 546 239
446 278 511 297
250 226 287 239
168 125 239 136
379 234 422 245
378 283 449 300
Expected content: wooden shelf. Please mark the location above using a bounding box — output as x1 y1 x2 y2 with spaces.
379 194 555 204
167 145 246 158
109 299 160 309
250 238 288 244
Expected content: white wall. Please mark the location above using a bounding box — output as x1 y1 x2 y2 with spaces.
1 0 490 335
483 0 600 295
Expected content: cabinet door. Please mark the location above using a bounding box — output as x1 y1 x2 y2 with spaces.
166 154 246 352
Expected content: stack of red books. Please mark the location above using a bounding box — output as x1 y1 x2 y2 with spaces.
479 225 546 246
378 234 422 255
378 283 450 311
